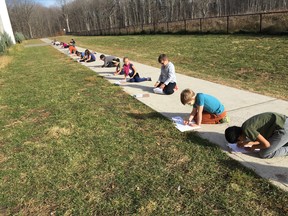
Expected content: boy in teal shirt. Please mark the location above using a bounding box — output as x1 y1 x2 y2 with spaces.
180 89 229 126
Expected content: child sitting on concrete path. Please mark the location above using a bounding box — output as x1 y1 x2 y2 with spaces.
180 89 229 126
225 112 288 158
122 57 151 82
153 54 177 95
100 54 117 68
113 58 123 75
80 49 96 63
76 51 85 60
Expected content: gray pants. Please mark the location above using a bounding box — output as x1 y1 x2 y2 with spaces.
259 117 288 158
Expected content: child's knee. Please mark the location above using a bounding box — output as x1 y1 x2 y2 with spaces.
165 90 174 95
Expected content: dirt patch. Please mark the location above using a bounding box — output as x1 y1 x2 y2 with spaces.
47 126 73 139
0 56 12 69
235 68 255 75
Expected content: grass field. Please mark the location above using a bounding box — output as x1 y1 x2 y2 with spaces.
0 40 288 215
54 34 288 100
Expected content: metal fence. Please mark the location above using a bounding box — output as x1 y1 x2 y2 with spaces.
67 10 288 36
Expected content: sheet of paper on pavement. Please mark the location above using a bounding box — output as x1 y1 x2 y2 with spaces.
172 116 201 132
228 143 260 153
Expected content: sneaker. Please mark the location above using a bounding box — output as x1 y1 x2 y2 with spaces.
153 87 164 94
220 116 230 124
147 77 152 81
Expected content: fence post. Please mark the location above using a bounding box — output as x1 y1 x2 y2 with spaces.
259 13 263 33
184 19 187 32
167 22 169 33
226 16 229 34
199 18 202 32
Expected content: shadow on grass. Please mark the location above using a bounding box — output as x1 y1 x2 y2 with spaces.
127 111 168 121
218 158 288 187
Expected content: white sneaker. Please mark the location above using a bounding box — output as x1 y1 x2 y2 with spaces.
153 87 164 94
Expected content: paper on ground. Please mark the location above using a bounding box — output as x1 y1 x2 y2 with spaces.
114 81 121 85
228 143 260 153
172 116 201 132
133 94 150 98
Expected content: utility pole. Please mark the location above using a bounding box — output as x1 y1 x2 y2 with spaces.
0 0 16 44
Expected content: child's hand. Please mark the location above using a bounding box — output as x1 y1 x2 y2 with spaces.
237 141 249 148
183 120 189 125
154 82 159 87
160 84 165 89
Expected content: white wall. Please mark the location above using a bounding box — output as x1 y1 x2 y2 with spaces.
0 0 16 44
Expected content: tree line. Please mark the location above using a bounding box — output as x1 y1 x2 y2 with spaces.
6 0 288 39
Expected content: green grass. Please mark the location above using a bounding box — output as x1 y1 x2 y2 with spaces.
0 43 288 215
55 34 288 100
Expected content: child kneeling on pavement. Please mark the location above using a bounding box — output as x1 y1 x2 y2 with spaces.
180 89 229 126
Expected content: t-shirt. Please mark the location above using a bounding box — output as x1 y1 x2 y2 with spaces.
104 56 116 66
242 112 286 141
80 52 85 58
123 63 137 77
193 93 224 115
90 53 96 61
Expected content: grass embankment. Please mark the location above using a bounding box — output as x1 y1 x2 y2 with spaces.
0 41 287 215
55 35 288 100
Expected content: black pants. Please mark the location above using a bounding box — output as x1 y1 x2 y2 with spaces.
157 82 176 95
106 62 115 67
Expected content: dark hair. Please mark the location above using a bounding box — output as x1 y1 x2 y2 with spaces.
100 54 105 59
225 126 242 143
85 49 91 55
123 57 128 61
113 58 120 63
158 54 168 63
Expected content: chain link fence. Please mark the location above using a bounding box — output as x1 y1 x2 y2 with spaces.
67 10 288 36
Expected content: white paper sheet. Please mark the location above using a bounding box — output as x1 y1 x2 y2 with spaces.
171 116 201 132
228 143 260 153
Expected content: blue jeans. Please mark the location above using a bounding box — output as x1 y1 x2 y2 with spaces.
129 77 148 82
259 117 288 158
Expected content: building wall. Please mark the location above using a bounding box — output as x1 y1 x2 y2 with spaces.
0 0 15 44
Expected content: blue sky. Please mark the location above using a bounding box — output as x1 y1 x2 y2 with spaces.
35 0 58 7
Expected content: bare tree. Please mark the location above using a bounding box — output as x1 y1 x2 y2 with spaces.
58 0 71 32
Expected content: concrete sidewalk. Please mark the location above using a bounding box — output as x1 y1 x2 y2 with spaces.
41 38 288 191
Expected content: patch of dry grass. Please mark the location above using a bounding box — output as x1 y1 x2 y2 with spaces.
0 56 12 69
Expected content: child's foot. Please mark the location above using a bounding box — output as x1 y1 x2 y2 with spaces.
220 116 230 124
174 85 179 91
153 87 164 94
147 77 152 81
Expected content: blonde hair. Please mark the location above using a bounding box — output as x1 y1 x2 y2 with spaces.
180 89 196 105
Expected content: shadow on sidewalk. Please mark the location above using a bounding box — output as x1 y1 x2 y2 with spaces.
124 83 154 93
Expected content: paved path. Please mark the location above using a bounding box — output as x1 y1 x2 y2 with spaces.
41 38 288 191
